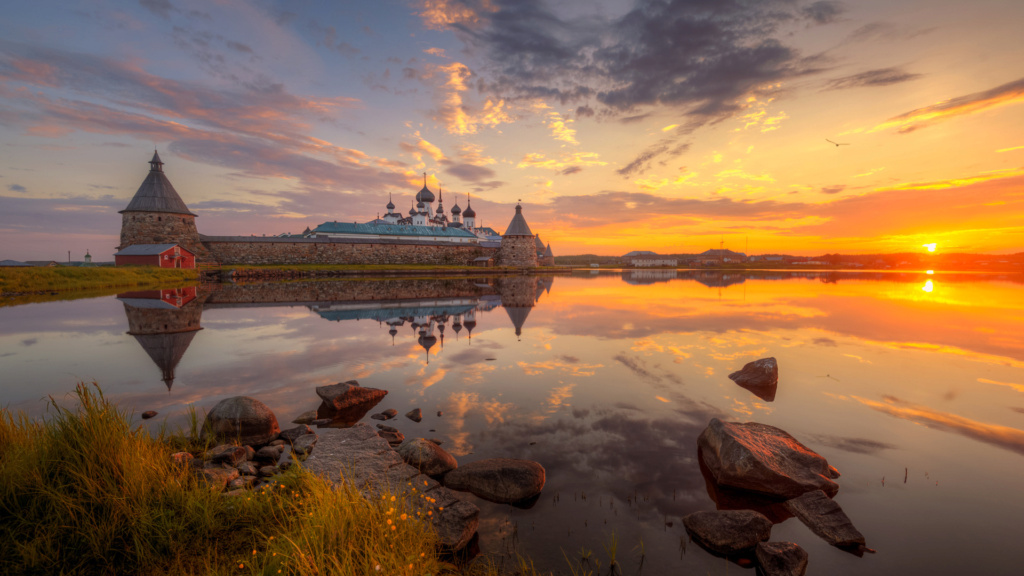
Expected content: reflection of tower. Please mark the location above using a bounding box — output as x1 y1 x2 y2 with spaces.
452 314 463 340
119 287 204 390
463 309 477 344
496 276 537 341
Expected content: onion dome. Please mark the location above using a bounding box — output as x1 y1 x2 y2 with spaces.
462 194 476 218
451 198 462 215
436 187 444 213
120 150 197 216
386 193 395 210
416 173 435 203
409 201 417 216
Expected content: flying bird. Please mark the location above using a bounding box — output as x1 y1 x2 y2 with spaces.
826 139 850 147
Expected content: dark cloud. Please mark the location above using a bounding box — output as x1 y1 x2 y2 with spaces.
21 338 38 346
560 166 582 176
820 185 845 195
8 184 26 193
846 22 935 44
445 163 497 182
139 0 174 19
574 105 594 118
812 337 838 347
226 41 254 55
1012 407 1024 415
801 1 845 25
617 141 688 177
824 67 922 91
450 0 832 124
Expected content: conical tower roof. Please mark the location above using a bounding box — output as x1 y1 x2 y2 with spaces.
543 243 553 258
120 151 197 216
503 203 533 236
504 306 532 338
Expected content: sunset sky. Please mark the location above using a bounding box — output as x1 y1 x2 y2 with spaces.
2 0 1024 259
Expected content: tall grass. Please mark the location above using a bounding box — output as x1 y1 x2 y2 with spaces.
0 383 456 575
0 266 198 294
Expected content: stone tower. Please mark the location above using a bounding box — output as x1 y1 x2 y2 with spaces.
119 151 211 262
497 203 538 267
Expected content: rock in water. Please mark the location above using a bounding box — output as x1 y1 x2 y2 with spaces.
442 458 545 504
201 397 280 446
756 542 808 576
378 429 405 446
682 510 772 555
292 433 318 456
292 410 318 425
398 438 458 475
729 357 778 388
315 381 387 415
785 490 866 548
406 408 423 422
279 425 313 444
141 410 158 419
699 418 840 499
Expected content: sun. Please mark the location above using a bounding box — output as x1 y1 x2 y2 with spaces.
923 243 937 252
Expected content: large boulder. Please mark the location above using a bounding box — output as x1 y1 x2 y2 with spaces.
398 438 458 476
756 542 808 576
699 418 840 499
729 357 778 401
682 510 772 555
785 490 866 548
201 397 280 446
442 458 545 504
315 381 387 416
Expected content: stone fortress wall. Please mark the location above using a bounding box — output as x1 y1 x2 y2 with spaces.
201 236 497 266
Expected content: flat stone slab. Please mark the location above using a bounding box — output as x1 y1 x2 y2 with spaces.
683 509 772 555
785 490 866 548
302 423 478 551
756 541 808 576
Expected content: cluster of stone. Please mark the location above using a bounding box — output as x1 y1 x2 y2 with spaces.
180 380 546 553
171 396 318 495
684 378 870 576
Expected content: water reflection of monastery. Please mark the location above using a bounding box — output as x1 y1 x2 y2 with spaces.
118 276 555 388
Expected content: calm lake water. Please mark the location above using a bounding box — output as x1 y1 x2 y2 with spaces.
3 270 1023 575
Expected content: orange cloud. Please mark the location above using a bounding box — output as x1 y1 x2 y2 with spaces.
416 0 496 30
869 76 1024 133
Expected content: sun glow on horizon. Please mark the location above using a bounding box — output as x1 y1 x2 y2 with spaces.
924 243 937 252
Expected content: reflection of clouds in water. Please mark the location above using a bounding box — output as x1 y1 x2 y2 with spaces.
469 401 726 520
21 338 38 346
1011 407 1024 415
444 391 514 456
446 342 503 365
852 395 1024 456
613 353 683 386
809 434 898 455
546 383 575 411
518 359 602 377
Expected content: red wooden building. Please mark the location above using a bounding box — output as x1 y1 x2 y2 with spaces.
115 243 195 268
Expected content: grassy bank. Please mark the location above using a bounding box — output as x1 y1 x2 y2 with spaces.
0 266 198 295
0 384 487 576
